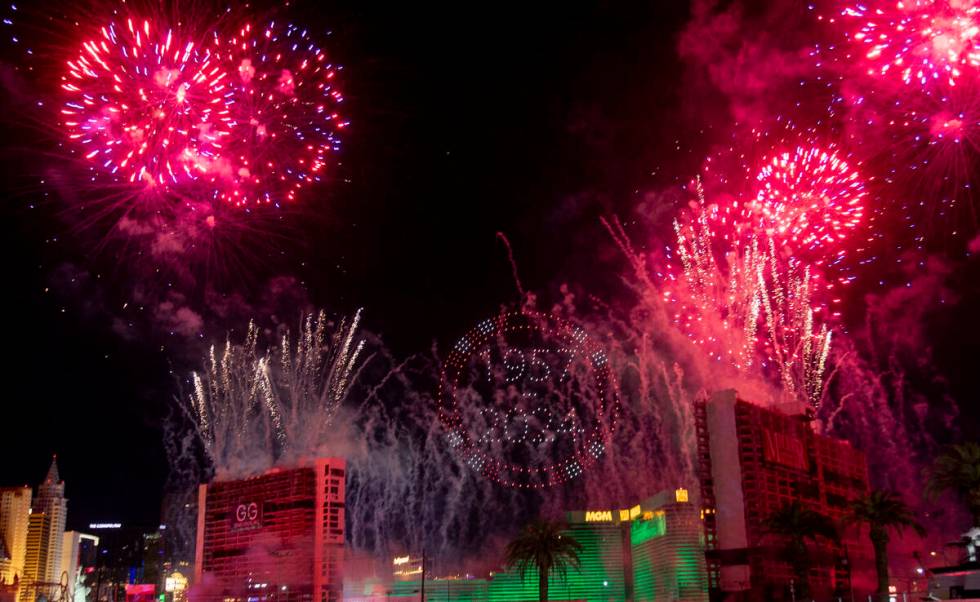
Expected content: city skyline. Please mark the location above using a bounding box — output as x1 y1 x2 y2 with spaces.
2 0 980 600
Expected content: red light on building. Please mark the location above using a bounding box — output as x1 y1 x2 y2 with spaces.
194 458 345 602
125 583 156 602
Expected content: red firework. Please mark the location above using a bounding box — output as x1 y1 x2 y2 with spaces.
61 16 232 188
841 0 980 88
209 21 347 207
747 145 867 253
58 10 347 212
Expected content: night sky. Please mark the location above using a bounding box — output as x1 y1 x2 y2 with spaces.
0 0 978 530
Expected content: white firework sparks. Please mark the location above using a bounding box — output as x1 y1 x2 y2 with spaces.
670 182 832 407
189 309 365 474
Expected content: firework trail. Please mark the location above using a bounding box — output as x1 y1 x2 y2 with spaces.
669 195 833 407
669 198 762 370
190 309 364 474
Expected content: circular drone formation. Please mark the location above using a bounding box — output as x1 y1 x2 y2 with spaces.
438 311 620 489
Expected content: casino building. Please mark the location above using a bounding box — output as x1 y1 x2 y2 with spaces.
344 487 709 602
194 458 346 602
695 390 875 601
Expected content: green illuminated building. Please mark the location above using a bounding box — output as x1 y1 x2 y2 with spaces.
345 488 708 602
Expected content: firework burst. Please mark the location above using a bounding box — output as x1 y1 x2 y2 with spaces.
60 16 231 189
880 84 980 231
695 134 871 301
832 76 980 247
747 144 866 253
209 21 347 207
0 4 352 283
842 0 980 88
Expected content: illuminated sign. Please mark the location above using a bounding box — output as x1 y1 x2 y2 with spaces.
89 523 121 529
394 568 422 576
230 502 261 530
392 556 410 566
675 488 689 503
582 503 667 524
164 572 187 593
585 506 646 523
631 510 666 545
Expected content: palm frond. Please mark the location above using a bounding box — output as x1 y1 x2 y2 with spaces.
504 521 583 584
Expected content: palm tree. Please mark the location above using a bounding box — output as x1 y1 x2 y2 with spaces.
762 501 838 601
848 490 926 602
925 442 980 528
504 520 583 602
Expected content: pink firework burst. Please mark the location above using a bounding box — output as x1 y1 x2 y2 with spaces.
872 84 980 238
747 145 867 254
843 0 980 88
209 21 347 207
60 16 232 188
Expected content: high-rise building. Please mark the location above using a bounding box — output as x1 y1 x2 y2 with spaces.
194 458 346 602
21 513 49 601
33 458 68 585
22 457 69 602
556 488 707 602
0 487 31 585
695 390 874 601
